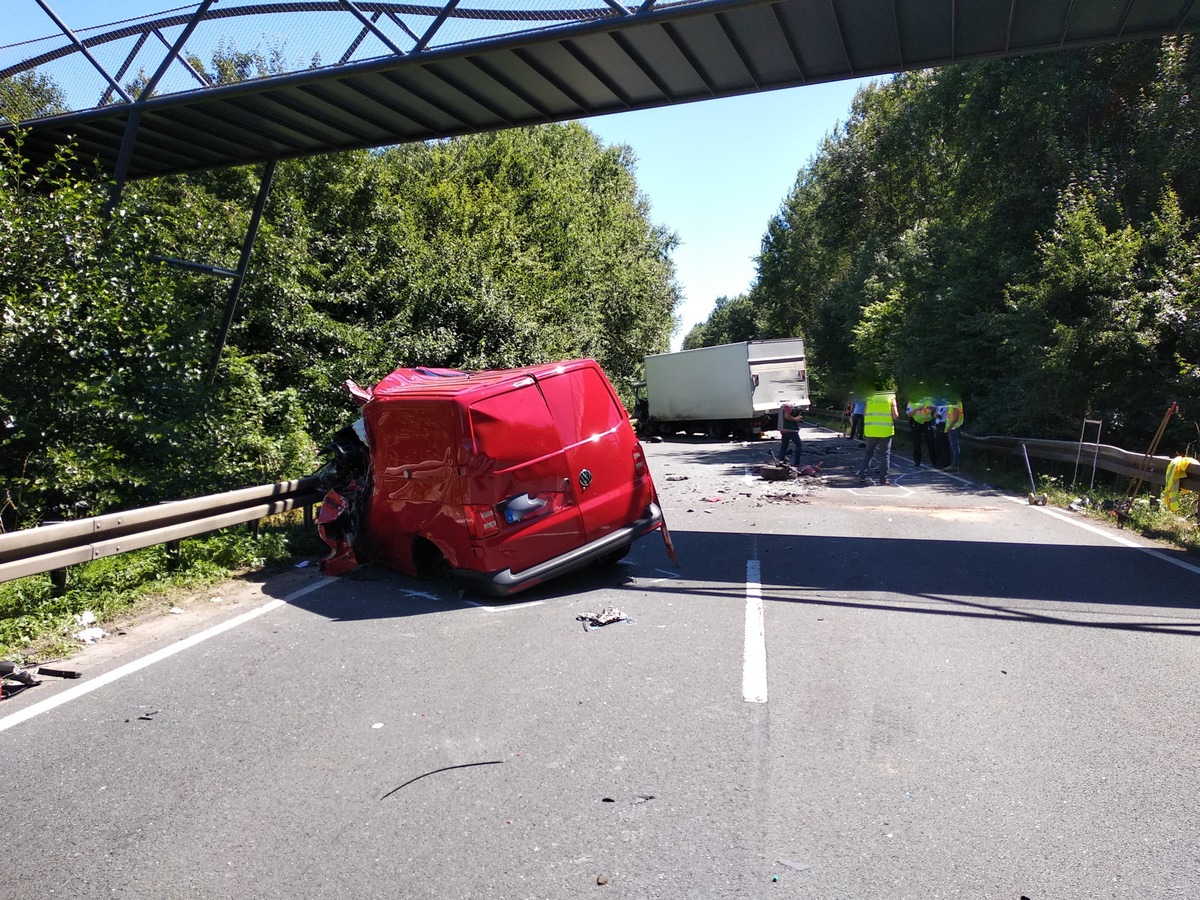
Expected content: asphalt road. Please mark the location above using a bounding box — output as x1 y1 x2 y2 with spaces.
2 424 1198 899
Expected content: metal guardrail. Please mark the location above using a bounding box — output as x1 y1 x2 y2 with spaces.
962 434 1182 485
809 409 1199 493
0 476 322 585
1 416 1195 587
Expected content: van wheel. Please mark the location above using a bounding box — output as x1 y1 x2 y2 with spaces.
413 538 454 585
600 544 631 565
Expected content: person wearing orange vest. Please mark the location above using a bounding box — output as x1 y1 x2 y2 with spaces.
856 390 899 486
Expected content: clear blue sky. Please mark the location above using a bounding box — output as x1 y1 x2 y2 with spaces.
7 1 874 350
582 81 873 349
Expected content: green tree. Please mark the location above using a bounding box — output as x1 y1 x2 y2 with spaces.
0 71 66 124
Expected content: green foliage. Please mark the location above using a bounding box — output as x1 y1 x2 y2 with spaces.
0 71 67 124
133 123 678 433
718 37 1200 450
682 294 758 349
0 526 296 662
2 105 678 528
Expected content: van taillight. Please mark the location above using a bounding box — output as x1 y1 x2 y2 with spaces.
465 505 500 539
632 446 647 478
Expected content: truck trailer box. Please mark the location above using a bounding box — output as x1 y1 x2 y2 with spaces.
636 338 808 438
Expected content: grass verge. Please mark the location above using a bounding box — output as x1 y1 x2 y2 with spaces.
0 511 326 664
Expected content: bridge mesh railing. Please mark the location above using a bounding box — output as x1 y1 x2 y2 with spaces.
0 0 665 125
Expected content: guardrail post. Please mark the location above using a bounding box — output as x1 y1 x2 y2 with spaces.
50 567 68 593
165 539 181 571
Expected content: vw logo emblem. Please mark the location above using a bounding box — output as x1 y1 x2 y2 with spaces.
578 469 593 490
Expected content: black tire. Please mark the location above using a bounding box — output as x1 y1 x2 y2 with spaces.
413 537 454 585
599 543 632 565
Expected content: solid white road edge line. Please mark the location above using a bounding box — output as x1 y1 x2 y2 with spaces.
743 558 768 703
0 577 335 734
1006 495 1200 577
460 598 543 611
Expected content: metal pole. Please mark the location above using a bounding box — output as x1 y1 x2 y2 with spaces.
208 160 278 379
33 0 131 103
1089 420 1103 491
102 0 216 217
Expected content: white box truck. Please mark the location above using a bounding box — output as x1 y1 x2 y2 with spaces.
632 338 809 439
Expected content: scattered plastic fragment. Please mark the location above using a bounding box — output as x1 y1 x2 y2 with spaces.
665 475 689 481
577 606 632 629
294 560 310 568
597 875 609 885
74 626 108 644
701 496 722 502
372 723 384 729
75 611 97 627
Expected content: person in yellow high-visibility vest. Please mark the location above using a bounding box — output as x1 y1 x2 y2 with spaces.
944 395 965 472
856 390 899 486
905 392 936 469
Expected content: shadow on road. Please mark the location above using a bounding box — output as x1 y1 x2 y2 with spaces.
271 523 1200 639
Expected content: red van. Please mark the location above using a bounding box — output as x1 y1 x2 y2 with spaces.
316 359 669 596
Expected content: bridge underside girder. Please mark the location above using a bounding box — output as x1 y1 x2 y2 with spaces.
4 0 1199 182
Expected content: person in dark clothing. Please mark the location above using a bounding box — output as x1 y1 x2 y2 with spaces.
848 396 866 442
778 402 804 466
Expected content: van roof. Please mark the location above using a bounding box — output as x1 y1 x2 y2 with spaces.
366 359 599 402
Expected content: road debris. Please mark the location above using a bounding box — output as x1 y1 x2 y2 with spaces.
577 606 633 629
0 661 40 685
72 612 108 644
37 667 80 679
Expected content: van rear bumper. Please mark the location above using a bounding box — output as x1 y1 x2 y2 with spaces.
451 502 664 597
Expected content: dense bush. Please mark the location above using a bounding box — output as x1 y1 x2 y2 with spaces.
1 123 679 528
703 37 1200 452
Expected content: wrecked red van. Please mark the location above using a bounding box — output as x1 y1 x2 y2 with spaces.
316 359 670 596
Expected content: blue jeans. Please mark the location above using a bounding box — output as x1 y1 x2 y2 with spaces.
780 429 802 465
947 428 960 467
857 436 892 480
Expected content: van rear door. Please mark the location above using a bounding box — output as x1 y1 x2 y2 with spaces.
537 365 654 542
466 382 585 569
